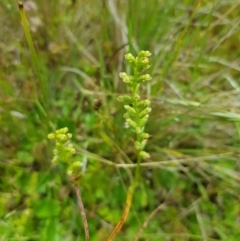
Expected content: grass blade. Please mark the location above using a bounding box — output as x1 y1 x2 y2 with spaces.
18 1 48 109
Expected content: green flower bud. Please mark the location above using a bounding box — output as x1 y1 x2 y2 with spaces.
143 65 150 71
123 113 130 119
139 74 152 82
56 127 68 134
127 112 136 119
66 133 72 139
55 130 60 134
117 95 133 104
137 65 150 72
125 53 135 62
65 146 76 155
119 72 133 83
133 94 140 101
71 161 82 172
125 96 133 102
62 127 68 133
138 57 149 65
139 151 150 159
145 51 151 57
123 76 132 83
117 96 124 102
136 127 142 134
117 95 124 102
124 105 136 114
139 107 151 118
126 118 137 129
141 139 147 148
137 100 151 108
134 141 141 150
139 115 149 127
47 133 55 140
57 134 68 142
138 51 151 58
139 132 150 139
119 72 128 79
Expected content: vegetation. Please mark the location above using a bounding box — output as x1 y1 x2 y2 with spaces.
1 0 240 240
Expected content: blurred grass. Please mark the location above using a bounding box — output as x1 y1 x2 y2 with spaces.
1 0 240 240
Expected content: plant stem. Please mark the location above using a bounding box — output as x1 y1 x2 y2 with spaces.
72 178 90 241
133 203 166 241
106 184 134 241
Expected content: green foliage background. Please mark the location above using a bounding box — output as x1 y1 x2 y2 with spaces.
1 0 240 240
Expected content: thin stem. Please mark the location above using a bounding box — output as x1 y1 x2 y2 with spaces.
134 203 166 241
106 184 134 241
72 177 90 241
134 154 142 183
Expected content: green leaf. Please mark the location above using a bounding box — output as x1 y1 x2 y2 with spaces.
34 198 60 218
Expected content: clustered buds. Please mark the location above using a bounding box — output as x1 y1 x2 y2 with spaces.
118 51 152 159
124 50 152 73
48 127 81 176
